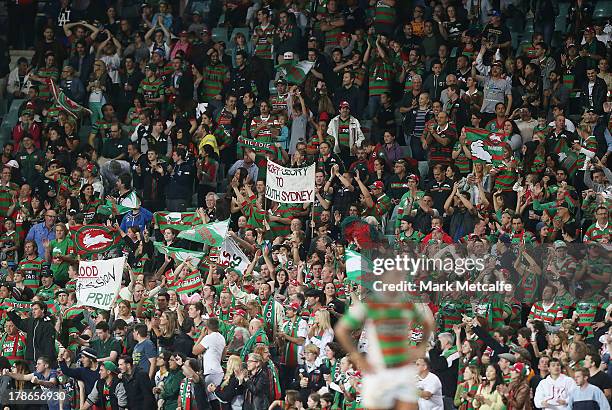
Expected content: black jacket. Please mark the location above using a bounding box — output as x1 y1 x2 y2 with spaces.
215 375 246 410
429 345 460 398
164 161 195 199
122 369 155 410
243 368 270 410
580 76 608 115
292 363 330 404
333 86 365 119
7 310 56 364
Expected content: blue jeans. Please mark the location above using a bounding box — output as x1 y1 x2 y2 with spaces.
365 95 381 120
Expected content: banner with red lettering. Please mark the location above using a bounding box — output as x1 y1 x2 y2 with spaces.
265 160 315 203
76 257 125 310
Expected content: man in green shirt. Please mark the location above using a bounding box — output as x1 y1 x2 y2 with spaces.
90 321 121 363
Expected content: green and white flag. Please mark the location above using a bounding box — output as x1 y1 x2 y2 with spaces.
177 219 229 247
153 242 207 266
218 237 251 275
344 249 374 286
277 60 315 84
153 211 200 231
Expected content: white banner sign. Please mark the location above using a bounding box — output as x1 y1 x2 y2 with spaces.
76 257 125 310
218 238 251 275
265 160 316 203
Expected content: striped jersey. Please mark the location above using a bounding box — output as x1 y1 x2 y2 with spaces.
430 122 457 163
254 24 275 60
200 62 228 102
166 269 203 295
267 203 300 239
323 13 344 48
528 302 564 326
364 194 392 222
367 59 393 97
452 141 471 174
341 301 423 369
0 182 18 217
137 77 165 108
337 118 351 147
35 67 60 100
18 256 44 291
583 222 610 243
374 0 396 33
574 300 600 338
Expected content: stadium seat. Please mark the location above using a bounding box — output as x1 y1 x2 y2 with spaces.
555 3 569 32
593 1 612 18
212 27 229 44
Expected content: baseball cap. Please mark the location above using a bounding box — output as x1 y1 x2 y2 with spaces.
553 240 567 249
339 101 350 109
511 362 527 375
276 78 287 85
231 308 247 317
179 30 189 36
489 9 502 17
408 173 420 183
511 346 532 362
80 348 98 360
283 51 294 60
152 48 165 57
285 301 301 311
102 361 118 373
369 181 384 190
55 289 68 297
498 353 516 363
5 160 19 169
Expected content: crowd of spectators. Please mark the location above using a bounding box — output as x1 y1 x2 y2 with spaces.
0 0 610 409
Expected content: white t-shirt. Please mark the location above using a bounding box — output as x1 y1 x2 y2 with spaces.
199 331 226 374
416 372 444 410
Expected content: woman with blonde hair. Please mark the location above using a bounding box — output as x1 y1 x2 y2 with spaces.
454 364 481 410
115 299 135 324
86 59 111 124
154 310 179 351
208 355 246 410
305 309 334 361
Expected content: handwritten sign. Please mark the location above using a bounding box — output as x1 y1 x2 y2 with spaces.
265 160 315 203
76 257 125 310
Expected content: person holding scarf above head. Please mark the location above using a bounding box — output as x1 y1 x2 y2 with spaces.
229 280 285 342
